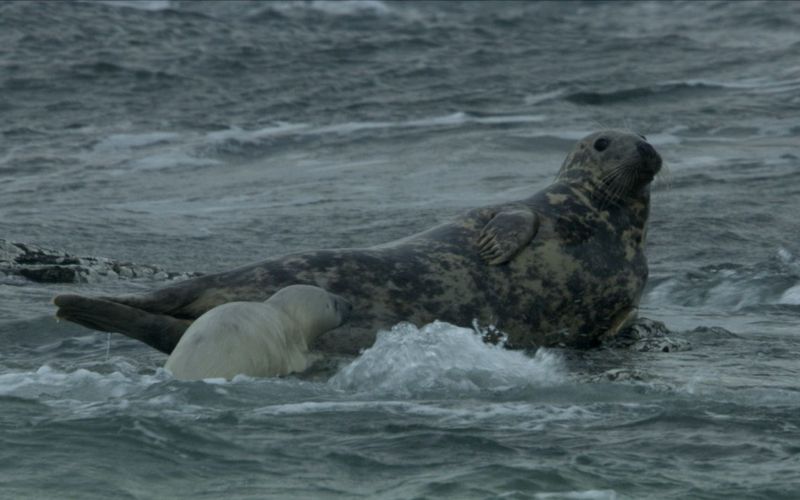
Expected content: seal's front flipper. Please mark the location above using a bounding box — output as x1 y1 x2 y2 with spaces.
602 307 638 340
54 294 191 354
477 209 539 265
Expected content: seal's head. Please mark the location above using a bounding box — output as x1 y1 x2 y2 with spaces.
557 130 662 204
266 284 353 336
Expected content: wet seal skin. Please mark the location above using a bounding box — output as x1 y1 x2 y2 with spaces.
54 130 661 355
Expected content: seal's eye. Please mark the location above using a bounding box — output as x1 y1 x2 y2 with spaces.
593 137 610 152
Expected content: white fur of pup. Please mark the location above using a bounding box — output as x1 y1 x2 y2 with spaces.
165 285 352 380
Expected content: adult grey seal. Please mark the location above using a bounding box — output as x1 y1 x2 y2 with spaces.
165 285 352 380
54 129 661 354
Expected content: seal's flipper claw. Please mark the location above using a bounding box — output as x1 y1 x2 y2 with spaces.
477 209 539 265
54 294 190 354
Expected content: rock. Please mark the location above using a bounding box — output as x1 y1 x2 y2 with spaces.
603 317 692 352
0 239 201 284
687 325 738 337
601 368 647 382
0 240 25 262
18 266 80 283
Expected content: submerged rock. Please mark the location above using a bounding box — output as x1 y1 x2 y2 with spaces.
686 325 738 337
604 317 692 352
599 368 649 382
0 240 201 284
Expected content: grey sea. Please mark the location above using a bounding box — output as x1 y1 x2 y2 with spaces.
1 1 799 499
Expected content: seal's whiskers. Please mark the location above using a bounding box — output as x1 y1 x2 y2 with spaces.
597 158 638 209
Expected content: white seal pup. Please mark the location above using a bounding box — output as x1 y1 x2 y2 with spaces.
165 285 352 380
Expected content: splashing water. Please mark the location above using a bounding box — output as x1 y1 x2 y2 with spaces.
329 321 566 397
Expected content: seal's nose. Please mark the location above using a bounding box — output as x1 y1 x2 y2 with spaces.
636 140 658 160
636 140 662 177
335 297 354 321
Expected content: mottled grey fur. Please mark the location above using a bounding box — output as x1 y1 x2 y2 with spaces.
55 130 661 354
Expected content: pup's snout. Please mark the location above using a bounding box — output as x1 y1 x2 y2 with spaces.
333 296 353 321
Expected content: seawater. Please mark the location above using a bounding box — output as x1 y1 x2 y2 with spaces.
1 1 799 498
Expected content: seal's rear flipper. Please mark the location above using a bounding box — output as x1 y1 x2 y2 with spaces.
54 294 190 354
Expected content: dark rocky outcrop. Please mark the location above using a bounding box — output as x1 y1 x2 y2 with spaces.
0 240 201 284
603 317 692 352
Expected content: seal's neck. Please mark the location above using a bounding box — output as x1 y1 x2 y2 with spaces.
547 178 652 232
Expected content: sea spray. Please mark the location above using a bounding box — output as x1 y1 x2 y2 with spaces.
329 321 565 397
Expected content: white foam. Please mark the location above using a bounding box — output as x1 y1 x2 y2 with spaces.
205 123 311 142
524 90 566 105
778 283 800 305
329 321 566 397
124 151 219 171
97 0 172 11
0 364 166 401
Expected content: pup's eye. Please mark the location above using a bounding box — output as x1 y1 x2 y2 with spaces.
593 138 610 152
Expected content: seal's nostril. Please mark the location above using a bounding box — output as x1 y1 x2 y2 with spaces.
636 141 656 159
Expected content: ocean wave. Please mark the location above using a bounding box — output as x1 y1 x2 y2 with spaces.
565 77 800 106
68 62 183 82
564 81 728 106
89 111 547 156
523 129 683 148
246 399 611 434
206 112 547 141
93 132 182 153
778 284 800 305
678 77 800 95
524 90 566 106
95 0 172 11
328 321 566 398
248 0 400 21
0 363 166 402
534 491 618 500
81 112 549 168
305 0 391 17
646 248 800 311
